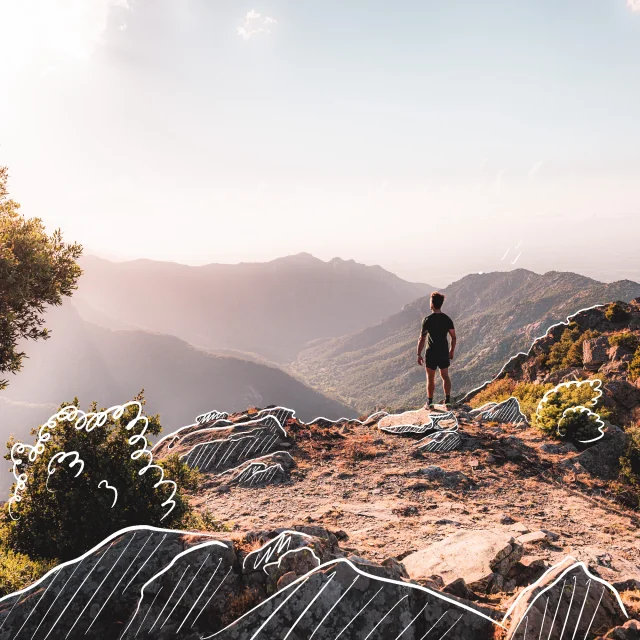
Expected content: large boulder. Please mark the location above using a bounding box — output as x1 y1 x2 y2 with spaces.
505 557 628 640
402 530 524 593
584 336 611 370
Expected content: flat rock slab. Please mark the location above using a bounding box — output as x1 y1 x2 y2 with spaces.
378 408 443 430
403 529 524 593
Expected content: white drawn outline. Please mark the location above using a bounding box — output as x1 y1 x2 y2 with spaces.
0 525 224 608
8 402 178 521
503 557 628 633
460 304 605 403
536 378 605 443
202 556 504 639
98 480 119 508
242 530 314 572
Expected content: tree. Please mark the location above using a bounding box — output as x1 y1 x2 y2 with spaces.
4 393 199 561
0 166 83 389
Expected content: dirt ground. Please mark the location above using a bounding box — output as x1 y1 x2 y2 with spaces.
190 407 640 589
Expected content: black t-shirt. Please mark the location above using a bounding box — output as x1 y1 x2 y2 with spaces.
421 313 454 357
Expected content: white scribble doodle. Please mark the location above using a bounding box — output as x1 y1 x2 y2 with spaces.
501 248 510 261
45 451 84 493
98 480 119 508
511 251 522 265
536 378 605 443
460 304 605 403
8 402 178 521
196 410 229 425
243 531 314 572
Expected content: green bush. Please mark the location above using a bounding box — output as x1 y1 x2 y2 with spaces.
620 426 640 504
533 380 609 442
469 378 554 420
630 347 640 382
604 302 629 323
608 332 640 352
556 408 603 443
0 545 56 597
4 394 199 561
544 325 600 371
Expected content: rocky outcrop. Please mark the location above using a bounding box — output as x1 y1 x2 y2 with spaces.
505 557 629 640
402 530 524 594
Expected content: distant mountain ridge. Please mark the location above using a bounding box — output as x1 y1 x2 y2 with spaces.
75 253 435 363
292 269 640 412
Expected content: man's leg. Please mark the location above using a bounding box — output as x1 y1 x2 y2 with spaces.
440 368 452 404
426 367 436 406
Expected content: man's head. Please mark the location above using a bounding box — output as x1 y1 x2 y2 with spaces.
430 291 445 311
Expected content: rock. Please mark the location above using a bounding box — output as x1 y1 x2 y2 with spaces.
605 381 640 410
506 557 548 587
505 557 628 640
583 336 610 370
500 514 516 525
276 571 298 590
443 577 478 600
570 431 631 480
541 442 578 454
402 530 524 594
510 522 530 534
517 531 551 544
410 466 472 488
603 619 640 639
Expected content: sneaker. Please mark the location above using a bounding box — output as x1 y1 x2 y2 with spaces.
424 402 435 410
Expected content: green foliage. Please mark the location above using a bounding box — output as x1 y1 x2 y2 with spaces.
543 324 600 371
604 302 629 323
630 347 640 382
608 332 640 352
469 378 554 420
4 394 197 561
620 426 640 502
533 381 608 443
0 546 56 598
0 167 83 390
556 408 602 443
181 507 233 533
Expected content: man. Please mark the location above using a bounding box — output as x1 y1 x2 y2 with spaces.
416 292 456 409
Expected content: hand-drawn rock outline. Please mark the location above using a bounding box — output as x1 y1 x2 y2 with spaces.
470 397 527 425
0 525 226 609
45 451 84 493
460 304 605 403
503 557 628 637
536 378 606 443
120 538 230 638
196 410 229 425
417 430 462 453
243 530 315 573
203 558 505 639
8 401 177 521
98 480 119 507
380 411 459 436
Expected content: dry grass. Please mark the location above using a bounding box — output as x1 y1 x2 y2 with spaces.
621 590 640 619
221 587 262 625
343 434 384 460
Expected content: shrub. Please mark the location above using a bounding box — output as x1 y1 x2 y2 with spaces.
604 302 629 323
630 347 640 382
4 394 198 561
608 332 640 352
533 381 608 442
620 426 640 504
469 378 554 420
0 545 56 597
544 325 600 371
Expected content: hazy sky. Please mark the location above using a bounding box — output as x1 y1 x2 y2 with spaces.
1 0 639 285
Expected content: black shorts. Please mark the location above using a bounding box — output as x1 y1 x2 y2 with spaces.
425 352 450 370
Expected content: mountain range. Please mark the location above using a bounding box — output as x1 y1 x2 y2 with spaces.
74 253 434 362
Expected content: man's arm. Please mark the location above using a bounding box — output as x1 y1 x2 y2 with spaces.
448 328 457 361
416 334 426 366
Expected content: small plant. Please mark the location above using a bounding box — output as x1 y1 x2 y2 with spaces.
608 332 640 352
630 347 640 382
604 302 629 323
620 425 640 505
543 325 600 371
469 378 554 420
344 434 382 460
221 587 262 625
533 380 610 443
